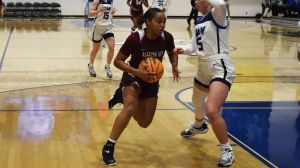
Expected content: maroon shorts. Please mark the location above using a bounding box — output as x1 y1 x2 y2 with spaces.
120 72 159 100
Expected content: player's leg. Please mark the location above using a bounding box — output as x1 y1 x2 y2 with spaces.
131 15 138 32
266 4 271 17
261 3 266 19
226 3 230 20
88 24 105 77
137 15 143 30
181 83 209 138
104 34 115 79
206 81 234 167
131 83 158 127
108 86 123 109
88 42 101 77
132 97 157 128
102 84 140 166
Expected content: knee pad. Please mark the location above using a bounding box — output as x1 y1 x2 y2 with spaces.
192 85 208 120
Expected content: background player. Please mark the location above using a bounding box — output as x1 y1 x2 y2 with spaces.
88 0 117 79
127 0 149 32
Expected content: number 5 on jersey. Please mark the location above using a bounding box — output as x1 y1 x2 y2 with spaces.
196 26 206 51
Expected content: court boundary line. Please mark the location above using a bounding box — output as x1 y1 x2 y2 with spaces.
175 86 278 168
0 108 189 112
0 76 299 94
0 27 14 72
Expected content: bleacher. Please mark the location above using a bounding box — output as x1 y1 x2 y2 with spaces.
272 0 300 17
269 0 300 28
3 2 61 18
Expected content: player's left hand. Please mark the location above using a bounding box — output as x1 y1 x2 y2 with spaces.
172 66 181 82
112 8 117 15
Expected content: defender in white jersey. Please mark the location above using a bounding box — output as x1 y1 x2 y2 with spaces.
179 0 235 167
88 0 117 79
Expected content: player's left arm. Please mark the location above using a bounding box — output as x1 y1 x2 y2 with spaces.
167 49 181 82
207 0 226 26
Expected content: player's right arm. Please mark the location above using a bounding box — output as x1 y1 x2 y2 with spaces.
207 0 226 26
181 33 196 55
89 0 105 17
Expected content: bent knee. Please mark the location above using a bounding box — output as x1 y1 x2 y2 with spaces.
137 120 152 128
206 105 221 121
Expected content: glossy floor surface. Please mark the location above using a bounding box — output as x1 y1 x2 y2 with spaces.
0 18 300 168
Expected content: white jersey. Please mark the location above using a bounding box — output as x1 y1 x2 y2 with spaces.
191 11 229 60
92 0 114 42
94 0 114 25
151 0 168 10
184 0 235 88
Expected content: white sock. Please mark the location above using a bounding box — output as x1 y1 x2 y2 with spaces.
108 138 117 144
221 142 232 150
193 120 204 128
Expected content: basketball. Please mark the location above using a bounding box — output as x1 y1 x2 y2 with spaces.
139 57 164 83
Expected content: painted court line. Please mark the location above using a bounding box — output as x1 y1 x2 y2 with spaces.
0 27 14 72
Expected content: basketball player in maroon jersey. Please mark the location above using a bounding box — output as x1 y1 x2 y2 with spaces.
127 0 149 32
102 8 182 166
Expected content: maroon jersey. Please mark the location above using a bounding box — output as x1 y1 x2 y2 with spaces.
119 29 175 99
120 29 175 69
130 0 147 16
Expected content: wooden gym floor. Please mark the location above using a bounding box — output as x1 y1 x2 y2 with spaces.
0 17 299 168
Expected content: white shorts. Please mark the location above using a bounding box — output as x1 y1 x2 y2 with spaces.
194 56 235 89
92 23 113 42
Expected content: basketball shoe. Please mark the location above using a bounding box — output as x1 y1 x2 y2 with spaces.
105 64 112 79
181 120 208 138
108 87 123 109
88 63 96 77
102 143 116 166
217 148 234 167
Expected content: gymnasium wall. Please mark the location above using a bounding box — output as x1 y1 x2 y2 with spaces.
4 0 263 17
